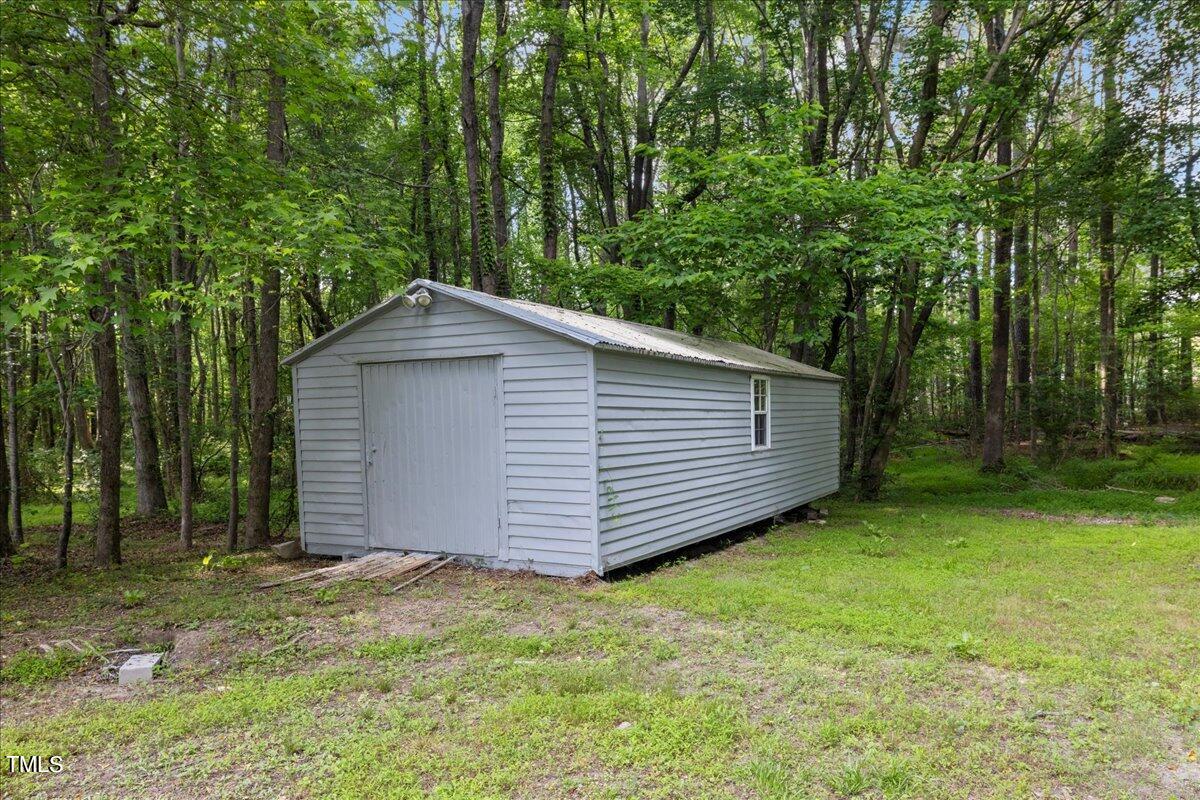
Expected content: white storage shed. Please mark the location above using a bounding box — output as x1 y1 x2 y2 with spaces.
284 279 841 576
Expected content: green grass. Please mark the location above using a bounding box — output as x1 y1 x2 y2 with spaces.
0 645 95 686
2 445 1198 798
885 442 1200 517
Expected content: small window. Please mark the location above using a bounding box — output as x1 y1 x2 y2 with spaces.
751 376 770 450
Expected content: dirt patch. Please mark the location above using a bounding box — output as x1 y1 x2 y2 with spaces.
504 621 548 636
1154 757 1200 797
992 508 1163 526
168 623 236 671
371 597 452 638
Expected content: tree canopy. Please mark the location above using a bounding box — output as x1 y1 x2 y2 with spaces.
1 0 1197 563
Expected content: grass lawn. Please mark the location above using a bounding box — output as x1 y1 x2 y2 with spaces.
1 445 1198 799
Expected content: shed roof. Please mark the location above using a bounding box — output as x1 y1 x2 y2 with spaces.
283 279 842 381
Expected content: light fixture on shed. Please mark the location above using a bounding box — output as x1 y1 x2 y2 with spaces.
401 288 433 309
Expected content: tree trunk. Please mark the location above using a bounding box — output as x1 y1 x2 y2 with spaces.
630 12 651 219
1181 333 1193 396
43 316 76 568
539 0 569 262
967 231 984 438
1029 201 1041 452
158 317 179 492
0 113 18 549
1146 70 1167 425
195 325 207 436
245 67 287 549
842 295 867 479
1012 214 1030 435
981 12 1013 472
806 0 831 165
416 0 440 282
172 16 194 548
89 2 122 566
432 1 465 285
486 0 511 295
225 308 241 551
857 265 942 498
73 402 94 450
299 272 333 338
853 0 951 499
1064 228 1078 385
0 401 10 558
1098 41 1118 457
90 313 122 565
118 281 169 516
1147 253 1163 425
58 398 75 568
172 250 194 548
5 332 22 545
460 0 493 293
982 210 1013 469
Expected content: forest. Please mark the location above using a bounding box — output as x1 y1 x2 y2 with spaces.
2 0 1198 567
3 3 1200 797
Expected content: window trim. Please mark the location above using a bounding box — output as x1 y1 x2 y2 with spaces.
750 375 771 451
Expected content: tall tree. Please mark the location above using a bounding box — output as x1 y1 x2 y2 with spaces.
42 316 77 568
416 0 439 282
172 14 195 549
855 0 953 498
88 0 124 566
1098 20 1119 457
460 0 494 293
0 112 18 547
486 0 511 295
1146 64 1168 425
118 287 169 516
0 399 9 559
5 332 22 544
432 0 466 285
1013 208 1031 434
244 66 287 549
224 308 241 551
539 0 569 263
981 10 1015 472
968 231 985 437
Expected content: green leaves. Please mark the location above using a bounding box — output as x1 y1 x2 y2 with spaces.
603 145 973 344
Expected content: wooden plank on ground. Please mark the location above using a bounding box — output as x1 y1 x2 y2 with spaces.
260 552 441 591
307 554 435 588
391 556 455 593
257 551 394 589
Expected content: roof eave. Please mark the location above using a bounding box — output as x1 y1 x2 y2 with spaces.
283 280 609 368
408 279 605 348
592 343 844 381
281 292 410 367
283 279 842 383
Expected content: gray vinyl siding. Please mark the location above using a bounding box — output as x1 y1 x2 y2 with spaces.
292 296 594 573
594 351 839 570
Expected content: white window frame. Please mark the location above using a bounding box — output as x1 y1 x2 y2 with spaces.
750 375 771 451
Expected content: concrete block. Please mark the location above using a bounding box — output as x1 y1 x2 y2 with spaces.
118 653 162 686
272 540 303 560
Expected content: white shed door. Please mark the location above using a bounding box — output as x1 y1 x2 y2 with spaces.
362 357 501 556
